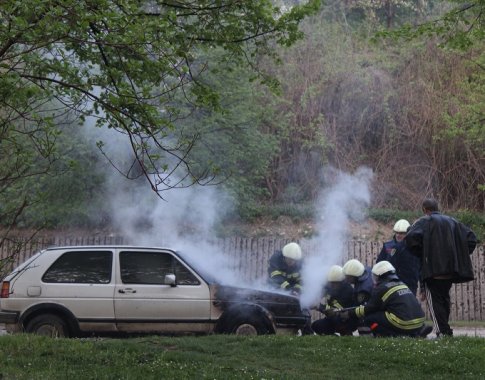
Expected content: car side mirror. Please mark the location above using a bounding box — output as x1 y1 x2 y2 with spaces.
164 273 176 287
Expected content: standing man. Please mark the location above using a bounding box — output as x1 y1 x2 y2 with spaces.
405 198 477 337
268 242 303 295
377 219 421 295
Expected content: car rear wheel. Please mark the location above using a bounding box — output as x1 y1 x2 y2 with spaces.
25 314 69 338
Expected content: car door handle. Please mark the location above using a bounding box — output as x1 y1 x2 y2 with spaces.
118 288 137 294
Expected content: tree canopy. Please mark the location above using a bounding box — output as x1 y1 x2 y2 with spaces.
0 0 320 197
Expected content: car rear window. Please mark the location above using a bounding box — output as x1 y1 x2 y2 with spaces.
120 251 200 285
42 250 113 284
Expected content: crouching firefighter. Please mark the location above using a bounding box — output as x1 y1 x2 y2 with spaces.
312 265 357 336
336 261 432 338
268 242 303 295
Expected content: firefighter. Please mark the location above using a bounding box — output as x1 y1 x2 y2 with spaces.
311 265 357 336
342 259 373 305
337 261 432 338
267 242 303 295
376 219 421 295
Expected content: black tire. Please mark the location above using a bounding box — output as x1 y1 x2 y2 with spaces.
229 315 271 336
25 314 69 338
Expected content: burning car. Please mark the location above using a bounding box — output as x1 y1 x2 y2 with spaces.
0 246 310 337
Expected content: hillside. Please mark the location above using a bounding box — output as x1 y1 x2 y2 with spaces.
217 216 394 242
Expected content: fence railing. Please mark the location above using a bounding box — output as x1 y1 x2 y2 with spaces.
1 235 484 322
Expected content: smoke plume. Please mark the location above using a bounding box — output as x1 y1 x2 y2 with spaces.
84 123 373 299
299 166 373 308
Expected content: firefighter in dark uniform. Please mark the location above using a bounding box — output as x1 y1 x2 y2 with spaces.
337 261 432 338
312 265 357 336
267 242 303 295
377 219 421 295
342 259 374 305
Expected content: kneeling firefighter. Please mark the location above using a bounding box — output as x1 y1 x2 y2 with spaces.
312 265 357 336
337 261 432 338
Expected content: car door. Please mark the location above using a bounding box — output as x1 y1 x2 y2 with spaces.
114 249 212 333
40 249 116 331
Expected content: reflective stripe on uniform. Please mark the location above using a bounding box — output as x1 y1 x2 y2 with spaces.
271 270 286 278
280 281 290 289
381 284 408 302
385 311 424 330
287 272 300 279
355 305 365 318
331 300 344 309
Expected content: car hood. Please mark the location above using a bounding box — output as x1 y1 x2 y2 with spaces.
211 284 308 318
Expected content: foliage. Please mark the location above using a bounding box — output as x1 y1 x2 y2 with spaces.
370 208 485 241
368 208 422 224
0 0 322 234
0 334 484 379
376 1 485 50
2 0 485 232
372 0 485 209
175 50 281 218
0 0 321 196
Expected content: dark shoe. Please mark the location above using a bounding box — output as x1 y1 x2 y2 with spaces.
419 325 433 338
436 330 453 338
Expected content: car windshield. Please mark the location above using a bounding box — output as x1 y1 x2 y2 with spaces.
175 250 219 285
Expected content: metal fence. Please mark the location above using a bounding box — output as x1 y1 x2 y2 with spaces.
1 235 484 322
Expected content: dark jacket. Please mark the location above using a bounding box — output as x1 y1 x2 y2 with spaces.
319 281 355 311
351 274 425 331
267 250 302 292
377 238 421 294
353 267 374 305
405 212 477 283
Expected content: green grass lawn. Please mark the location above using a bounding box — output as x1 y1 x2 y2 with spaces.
0 334 484 379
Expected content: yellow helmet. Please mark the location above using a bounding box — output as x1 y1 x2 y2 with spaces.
282 242 302 260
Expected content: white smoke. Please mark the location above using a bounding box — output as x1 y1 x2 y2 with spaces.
108 176 246 286
82 122 251 286
299 166 373 308
82 121 373 296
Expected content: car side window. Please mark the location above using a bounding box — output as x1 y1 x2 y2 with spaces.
174 259 200 285
120 251 199 285
42 251 113 284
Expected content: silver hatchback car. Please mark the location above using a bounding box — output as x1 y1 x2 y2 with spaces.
0 246 310 337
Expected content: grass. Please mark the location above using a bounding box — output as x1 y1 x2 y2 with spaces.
0 334 484 379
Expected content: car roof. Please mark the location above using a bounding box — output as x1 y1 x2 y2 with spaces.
43 245 177 251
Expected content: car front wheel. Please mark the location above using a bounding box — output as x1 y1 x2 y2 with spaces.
230 315 271 336
25 314 69 338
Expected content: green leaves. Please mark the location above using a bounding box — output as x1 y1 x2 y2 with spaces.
0 0 320 198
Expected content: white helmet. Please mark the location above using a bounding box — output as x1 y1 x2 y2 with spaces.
327 265 345 282
342 259 365 277
393 219 410 233
282 242 302 261
372 261 396 276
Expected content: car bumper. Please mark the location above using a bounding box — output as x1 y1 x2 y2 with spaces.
0 310 20 324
